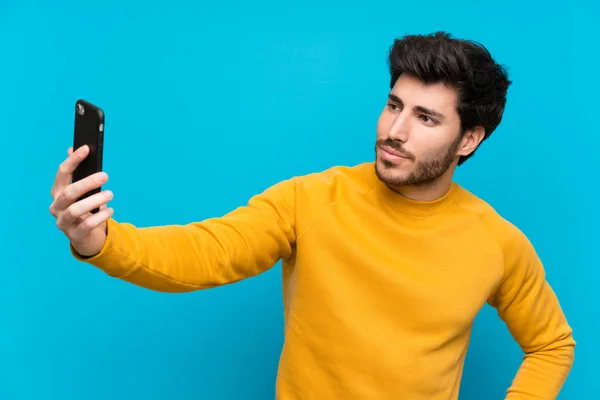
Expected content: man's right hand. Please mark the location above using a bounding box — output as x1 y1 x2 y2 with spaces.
50 145 115 257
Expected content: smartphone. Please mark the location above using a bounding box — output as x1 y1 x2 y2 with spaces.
72 99 105 213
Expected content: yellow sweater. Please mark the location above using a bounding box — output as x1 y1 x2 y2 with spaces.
72 162 575 399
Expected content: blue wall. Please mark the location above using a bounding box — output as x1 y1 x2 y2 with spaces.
1 1 597 398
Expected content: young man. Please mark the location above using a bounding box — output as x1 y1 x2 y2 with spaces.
50 32 575 399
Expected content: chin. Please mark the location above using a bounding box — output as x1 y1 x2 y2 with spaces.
375 158 411 185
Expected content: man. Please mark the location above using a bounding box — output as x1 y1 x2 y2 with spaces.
50 31 575 399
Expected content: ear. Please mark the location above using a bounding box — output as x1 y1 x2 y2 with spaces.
456 126 485 157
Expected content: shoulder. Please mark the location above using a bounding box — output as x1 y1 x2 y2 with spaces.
291 162 375 206
253 162 373 210
454 185 536 257
292 162 373 188
455 185 545 306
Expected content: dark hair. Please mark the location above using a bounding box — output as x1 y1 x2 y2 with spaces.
387 31 512 165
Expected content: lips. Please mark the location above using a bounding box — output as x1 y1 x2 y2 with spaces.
381 145 408 159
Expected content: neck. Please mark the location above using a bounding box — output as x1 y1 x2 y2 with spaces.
388 179 452 202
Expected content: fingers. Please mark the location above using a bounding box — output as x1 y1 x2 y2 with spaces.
51 145 114 250
68 207 115 242
51 145 89 198
56 189 113 230
52 171 108 213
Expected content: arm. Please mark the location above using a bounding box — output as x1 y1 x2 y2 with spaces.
487 230 575 399
71 178 297 292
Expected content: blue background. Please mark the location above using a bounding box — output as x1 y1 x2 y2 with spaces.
1 0 598 399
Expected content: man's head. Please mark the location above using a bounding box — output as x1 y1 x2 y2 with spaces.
375 31 511 189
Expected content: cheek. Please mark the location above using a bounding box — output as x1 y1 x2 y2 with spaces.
411 134 448 161
376 113 389 137
419 142 455 162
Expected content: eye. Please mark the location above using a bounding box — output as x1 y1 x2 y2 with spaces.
387 103 401 111
419 115 438 126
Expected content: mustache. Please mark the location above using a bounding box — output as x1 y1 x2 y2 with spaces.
376 139 415 160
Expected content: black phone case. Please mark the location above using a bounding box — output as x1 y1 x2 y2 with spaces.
73 99 104 213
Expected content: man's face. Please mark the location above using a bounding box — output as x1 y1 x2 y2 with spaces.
375 73 465 188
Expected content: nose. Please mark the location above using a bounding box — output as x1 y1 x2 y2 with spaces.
387 113 410 143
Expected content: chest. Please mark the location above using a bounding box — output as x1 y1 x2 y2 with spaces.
291 203 505 332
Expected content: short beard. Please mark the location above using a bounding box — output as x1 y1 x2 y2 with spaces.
375 135 461 187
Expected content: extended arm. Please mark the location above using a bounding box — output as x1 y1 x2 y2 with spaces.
71 178 297 292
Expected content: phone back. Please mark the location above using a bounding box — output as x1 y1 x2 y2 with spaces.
73 99 104 202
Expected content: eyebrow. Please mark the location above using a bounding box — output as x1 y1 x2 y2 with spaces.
388 93 446 121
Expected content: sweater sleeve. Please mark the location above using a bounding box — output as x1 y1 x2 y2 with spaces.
487 226 575 399
70 177 297 292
